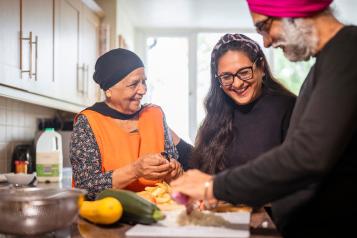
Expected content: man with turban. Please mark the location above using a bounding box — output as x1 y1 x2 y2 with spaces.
171 1 357 237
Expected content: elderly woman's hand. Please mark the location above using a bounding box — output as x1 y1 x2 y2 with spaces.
164 159 184 183
132 153 171 180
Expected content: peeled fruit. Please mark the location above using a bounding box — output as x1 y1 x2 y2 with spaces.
155 193 171 204
137 191 156 204
79 197 123 225
140 182 175 206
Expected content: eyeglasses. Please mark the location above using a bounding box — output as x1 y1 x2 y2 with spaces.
216 58 261 87
255 17 274 35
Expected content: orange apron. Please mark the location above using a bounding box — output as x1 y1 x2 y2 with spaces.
75 105 165 191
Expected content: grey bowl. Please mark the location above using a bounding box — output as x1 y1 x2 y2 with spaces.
0 187 86 236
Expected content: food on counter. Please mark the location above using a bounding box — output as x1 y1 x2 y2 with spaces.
136 190 156 204
137 182 185 211
177 210 231 227
139 182 172 204
79 197 123 225
97 189 165 225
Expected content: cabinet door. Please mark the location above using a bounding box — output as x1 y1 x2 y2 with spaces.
21 0 55 96
80 5 100 106
54 0 84 105
0 0 24 89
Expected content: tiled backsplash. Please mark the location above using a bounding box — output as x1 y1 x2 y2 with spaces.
0 97 56 173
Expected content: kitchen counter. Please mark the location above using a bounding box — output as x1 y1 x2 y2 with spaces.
71 211 282 238
0 175 282 238
0 211 282 238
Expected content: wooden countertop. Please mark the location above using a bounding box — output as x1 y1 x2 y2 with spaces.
71 210 282 238
0 210 281 238
0 180 282 238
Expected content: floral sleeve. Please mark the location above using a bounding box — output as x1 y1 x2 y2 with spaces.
70 114 112 200
162 114 179 160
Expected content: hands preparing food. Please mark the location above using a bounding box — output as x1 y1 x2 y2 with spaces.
130 153 183 182
170 169 215 201
132 153 171 180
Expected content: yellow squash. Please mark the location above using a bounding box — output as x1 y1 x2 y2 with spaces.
79 197 123 225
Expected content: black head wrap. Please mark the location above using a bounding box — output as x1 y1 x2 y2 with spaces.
93 48 144 90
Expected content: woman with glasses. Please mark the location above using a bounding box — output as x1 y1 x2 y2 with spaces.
70 48 184 199
190 33 296 174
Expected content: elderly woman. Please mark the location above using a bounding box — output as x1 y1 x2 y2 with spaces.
70 48 183 199
190 33 296 174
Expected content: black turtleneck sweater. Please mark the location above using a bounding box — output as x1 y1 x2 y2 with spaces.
223 90 296 169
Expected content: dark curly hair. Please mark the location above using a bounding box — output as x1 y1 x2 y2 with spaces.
190 34 294 174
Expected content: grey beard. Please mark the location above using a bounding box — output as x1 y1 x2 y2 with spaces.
273 18 318 62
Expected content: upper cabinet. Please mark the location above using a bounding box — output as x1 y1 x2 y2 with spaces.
80 5 100 106
0 0 54 95
54 0 83 105
0 0 102 110
21 0 55 97
0 0 22 89
54 0 100 106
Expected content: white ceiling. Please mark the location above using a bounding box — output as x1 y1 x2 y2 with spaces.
120 0 253 29
120 0 357 30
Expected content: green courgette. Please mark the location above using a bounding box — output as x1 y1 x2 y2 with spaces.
96 189 165 225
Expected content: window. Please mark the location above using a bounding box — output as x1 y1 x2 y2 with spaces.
196 33 222 129
145 37 190 142
272 49 315 95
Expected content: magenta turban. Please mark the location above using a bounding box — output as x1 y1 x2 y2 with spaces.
246 0 333 18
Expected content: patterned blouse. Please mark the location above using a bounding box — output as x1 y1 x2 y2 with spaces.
70 114 179 200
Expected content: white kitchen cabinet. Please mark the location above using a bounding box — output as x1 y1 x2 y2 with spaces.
0 0 102 111
0 0 54 96
80 4 100 106
54 0 100 106
0 0 23 89
54 0 84 105
21 0 55 96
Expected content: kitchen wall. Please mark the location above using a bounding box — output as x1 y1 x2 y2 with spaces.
333 0 357 25
96 0 136 50
117 0 135 50
0 97 56 173
96 0 117 49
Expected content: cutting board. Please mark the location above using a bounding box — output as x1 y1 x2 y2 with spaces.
125 210 250 238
